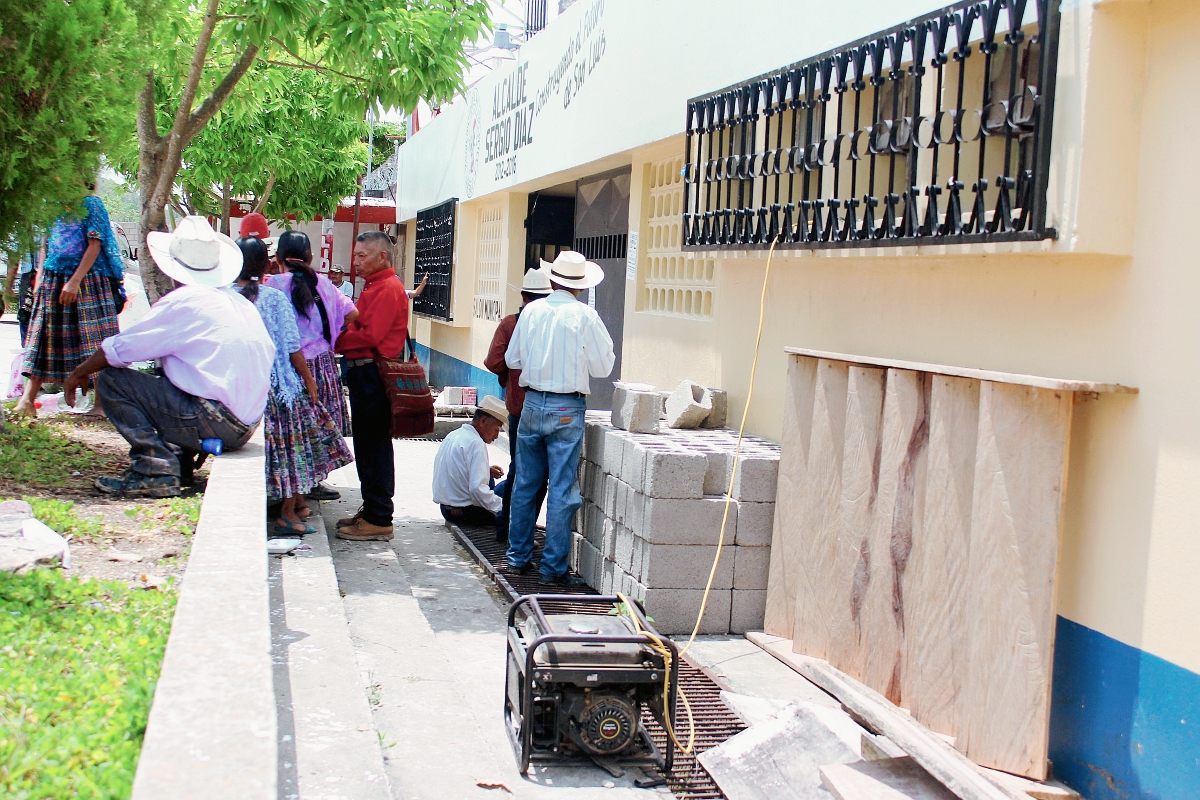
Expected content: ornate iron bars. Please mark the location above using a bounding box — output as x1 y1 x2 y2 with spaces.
682 0 1061 251
413 198 457 321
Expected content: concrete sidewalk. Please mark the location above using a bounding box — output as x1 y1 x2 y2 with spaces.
276 439 664 799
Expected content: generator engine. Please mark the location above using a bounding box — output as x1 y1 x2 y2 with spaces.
504 595 678 774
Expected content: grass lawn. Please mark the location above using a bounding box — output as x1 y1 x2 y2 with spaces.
0 570 176 798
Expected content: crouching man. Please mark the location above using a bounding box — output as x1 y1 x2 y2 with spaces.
63 217 275 497
432 396 509 527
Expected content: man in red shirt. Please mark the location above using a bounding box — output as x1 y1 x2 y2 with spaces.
484 267 551 543
334 231 409 541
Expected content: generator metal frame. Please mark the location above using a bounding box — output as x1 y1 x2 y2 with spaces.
505 594 680 775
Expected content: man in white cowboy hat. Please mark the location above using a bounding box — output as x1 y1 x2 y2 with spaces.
62 216 275 497
503 251 615 586
484 265 553 543
432 395 510 527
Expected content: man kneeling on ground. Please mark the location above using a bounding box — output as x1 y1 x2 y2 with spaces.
63 217 275 497
432 396 509 527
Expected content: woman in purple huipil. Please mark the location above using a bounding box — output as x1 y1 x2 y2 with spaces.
265 231 356 437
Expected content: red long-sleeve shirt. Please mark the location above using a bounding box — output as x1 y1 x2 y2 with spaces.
485 312 524 417
335 269 409 360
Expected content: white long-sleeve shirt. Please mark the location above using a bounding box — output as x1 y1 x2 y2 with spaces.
431 423 503 513
504 289 615 394
101 285 275 425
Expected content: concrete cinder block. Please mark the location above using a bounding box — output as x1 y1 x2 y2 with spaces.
642 588 732 635
626 490 645 536
665 380 713 429
641 497 737 545
732 453 781 502
698 448 733 496
603 474 618 518
733 545 771 590
735 502 775 547
614 525 635 571
613 480 629 525
641 543 734 589
611 386 661 433
621 437 647 487
601 559 617 594
642 447 707 499
730 589 767 634
584 503 605 548
571 532 583 567
602 430 630 475
601 518 617 560
627 575 647 605
701 388 729 428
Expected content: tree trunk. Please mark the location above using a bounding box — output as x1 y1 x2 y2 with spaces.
253 171 277 214
137 129 177 303
220 177 232 235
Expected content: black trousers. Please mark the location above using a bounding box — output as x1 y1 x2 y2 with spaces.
346 363 394 526
440 504 497 527
497 411 548 538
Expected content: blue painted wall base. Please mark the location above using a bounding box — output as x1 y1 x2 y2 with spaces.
1050 616 1200 799
414 342 502 402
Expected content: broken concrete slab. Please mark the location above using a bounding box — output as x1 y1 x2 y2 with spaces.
698 702 862 800
720 690 790 728
666 380 713 429
820 758 957 800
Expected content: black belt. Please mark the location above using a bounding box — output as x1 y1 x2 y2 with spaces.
528 389 585 399
346 357 375 368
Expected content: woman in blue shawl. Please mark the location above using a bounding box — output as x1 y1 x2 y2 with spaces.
15 186 126 416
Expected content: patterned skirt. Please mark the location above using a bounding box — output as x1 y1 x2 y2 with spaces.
264 390 354 502
22 271 120 382
308 349 350 435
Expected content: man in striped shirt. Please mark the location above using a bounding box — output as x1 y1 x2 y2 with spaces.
504 252 615 585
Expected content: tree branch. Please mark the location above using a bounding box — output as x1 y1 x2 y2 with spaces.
267 38 367 83
137 71 162 151
253 171 277 214
183 44 261 142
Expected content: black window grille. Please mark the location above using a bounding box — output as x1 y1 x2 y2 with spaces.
573 233 628 261
526 0 547 36
682 0 1061 251
413 198 456 321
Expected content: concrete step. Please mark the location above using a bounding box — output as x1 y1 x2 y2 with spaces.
270 514 391 800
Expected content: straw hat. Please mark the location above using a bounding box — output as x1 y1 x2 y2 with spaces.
146 216 243 288
539 250 604 290
476 395 509 427
521 266 552 295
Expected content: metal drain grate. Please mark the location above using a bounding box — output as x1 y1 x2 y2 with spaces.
450 523 745 799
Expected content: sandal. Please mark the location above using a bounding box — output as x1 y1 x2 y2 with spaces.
271 518 316 536
294 505 313 519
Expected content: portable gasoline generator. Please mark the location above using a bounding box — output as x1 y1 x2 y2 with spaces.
504 594 678 774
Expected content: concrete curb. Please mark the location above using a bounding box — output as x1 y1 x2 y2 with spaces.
132 433 276 800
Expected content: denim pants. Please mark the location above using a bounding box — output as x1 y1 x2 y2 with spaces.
497 412 548 538
96 367 255 477
346 363 394 526
506 390 586 579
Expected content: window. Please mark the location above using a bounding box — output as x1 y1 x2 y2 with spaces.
413 199 456 321
638 156 715 319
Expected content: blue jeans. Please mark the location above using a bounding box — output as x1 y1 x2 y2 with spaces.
506 390 586 579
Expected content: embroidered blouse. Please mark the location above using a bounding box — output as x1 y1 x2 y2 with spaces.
43 196 126 278
250 285 304 407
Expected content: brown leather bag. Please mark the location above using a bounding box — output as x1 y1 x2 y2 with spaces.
372 338 435 438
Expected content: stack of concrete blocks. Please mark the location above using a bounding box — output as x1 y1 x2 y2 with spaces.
571 412 779 636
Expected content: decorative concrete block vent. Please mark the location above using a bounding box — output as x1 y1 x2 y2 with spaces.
573 414 779 635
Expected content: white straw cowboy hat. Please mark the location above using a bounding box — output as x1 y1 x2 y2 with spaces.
521 266 552 295
539 250 604 291
147 216 243 288
477 395 509 427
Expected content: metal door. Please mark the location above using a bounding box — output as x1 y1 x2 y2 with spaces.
574 167 630 409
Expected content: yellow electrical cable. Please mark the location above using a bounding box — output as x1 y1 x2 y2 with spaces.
613 239 779 760
679 236 779 658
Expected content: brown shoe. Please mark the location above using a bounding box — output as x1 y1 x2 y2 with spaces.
336 507 364 528
335 519 394 541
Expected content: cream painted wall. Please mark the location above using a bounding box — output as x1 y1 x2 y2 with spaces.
617 0 1200 674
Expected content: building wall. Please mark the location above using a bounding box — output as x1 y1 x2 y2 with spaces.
396 0 1200 794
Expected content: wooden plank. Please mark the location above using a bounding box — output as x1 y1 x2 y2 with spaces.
857 370 930 704
821 758 958 800
747 633 1026 800
783 348 1136 394
790 359 848 660
765 356 818 638
826 365 886 681
903 376 979 735
958 383 1072 780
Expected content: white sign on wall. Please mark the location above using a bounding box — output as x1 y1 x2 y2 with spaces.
626 231 638 281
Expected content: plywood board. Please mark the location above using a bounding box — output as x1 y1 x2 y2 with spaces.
958 382 1072 780
826 366 886 682
791 359 848 660
783 347 1136 394
821 758 958 800
902 376 980 734
765 356 818 638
